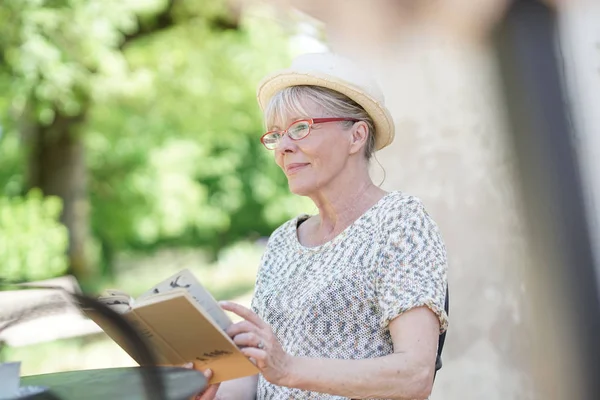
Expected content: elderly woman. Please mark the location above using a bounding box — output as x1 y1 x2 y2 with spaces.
194 53 449 400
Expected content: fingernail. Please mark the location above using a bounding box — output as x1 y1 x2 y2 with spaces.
183 362 194 368
203 368 213 377
218 301 229 306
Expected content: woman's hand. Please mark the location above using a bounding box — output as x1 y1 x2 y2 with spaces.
182 363 221 400
220 301 294 387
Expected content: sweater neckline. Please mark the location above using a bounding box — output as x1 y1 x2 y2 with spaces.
290 191 400 253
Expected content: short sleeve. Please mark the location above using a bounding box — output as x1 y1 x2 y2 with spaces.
375 197 449 334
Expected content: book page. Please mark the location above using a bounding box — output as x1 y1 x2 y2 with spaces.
97 290 133 314
137 269 232 330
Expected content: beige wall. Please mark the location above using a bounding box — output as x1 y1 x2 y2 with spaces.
364 37 535 400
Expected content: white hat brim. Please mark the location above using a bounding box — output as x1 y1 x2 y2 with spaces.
257 71 395 151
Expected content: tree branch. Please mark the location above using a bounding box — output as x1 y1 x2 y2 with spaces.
119 0 240 50
119 0 179 50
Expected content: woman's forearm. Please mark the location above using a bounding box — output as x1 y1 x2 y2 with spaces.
282 354 433 400
216 374 258 400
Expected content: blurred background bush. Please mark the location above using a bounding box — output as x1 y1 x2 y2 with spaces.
0 0 316 287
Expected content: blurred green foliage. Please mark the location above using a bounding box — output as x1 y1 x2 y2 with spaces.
87 7 308 257
0 189 69 282
0 0 312 282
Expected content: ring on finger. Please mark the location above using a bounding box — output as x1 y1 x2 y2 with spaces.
257 340 265 349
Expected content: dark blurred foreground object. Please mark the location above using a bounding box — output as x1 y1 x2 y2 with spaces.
0 282 206 399
19 367 206 400
493 0 600 398
0 276 101 347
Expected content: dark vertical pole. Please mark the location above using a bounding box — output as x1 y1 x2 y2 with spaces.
493 0 600 398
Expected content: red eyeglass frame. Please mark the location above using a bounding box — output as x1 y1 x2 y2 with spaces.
260 117 360 149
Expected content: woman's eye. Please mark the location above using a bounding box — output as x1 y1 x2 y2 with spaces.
289 123 309 137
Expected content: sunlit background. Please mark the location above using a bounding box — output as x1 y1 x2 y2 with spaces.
1 0 599 399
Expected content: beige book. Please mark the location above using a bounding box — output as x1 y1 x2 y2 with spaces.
82 269 258 384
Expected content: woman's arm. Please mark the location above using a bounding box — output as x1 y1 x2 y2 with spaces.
222 301 441 400
282 307 440 400
214 374 258 400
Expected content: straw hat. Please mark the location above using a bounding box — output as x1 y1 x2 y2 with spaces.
256 53 395 151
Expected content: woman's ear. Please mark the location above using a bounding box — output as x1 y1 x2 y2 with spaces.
349 121 369 155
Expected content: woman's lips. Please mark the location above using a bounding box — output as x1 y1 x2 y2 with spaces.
285 163 310 174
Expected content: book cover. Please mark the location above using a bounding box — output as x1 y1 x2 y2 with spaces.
82 269 258 384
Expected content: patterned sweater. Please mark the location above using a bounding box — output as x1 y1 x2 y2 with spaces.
251 191 449 399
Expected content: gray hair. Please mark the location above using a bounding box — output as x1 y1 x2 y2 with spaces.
263 86 376 160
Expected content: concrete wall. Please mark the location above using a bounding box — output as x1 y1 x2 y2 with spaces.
364 37 535 400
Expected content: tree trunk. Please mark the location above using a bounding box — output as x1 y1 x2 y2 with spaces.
23 105 92 283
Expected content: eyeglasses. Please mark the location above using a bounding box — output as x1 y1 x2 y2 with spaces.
260 118 360 150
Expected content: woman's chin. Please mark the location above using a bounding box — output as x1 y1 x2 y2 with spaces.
287 180 315 197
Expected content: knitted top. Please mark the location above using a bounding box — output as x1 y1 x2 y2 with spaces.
251 191 449 399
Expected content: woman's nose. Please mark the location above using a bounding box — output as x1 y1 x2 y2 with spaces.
276 133 296 153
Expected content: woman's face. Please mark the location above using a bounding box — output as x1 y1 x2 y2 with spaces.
271 98 355 196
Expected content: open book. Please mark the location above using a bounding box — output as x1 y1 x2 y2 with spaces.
82 269 258 384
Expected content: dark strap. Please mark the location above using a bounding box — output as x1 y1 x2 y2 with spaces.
433 286 449 381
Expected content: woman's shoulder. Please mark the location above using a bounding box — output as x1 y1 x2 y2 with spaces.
375 191 439 233
378 191 428 217
381 190 420 204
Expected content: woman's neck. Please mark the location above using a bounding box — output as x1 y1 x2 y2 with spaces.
308 178 387 241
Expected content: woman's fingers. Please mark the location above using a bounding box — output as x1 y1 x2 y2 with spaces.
195 383 220 400
240 347 266 367
231 331 262 348
182 365 220 400
225 320 259 337
220 301 267 329
194 369 221 400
